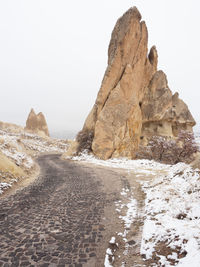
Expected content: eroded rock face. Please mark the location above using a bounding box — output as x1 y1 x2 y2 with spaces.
25 109 49 137
80 7 195 159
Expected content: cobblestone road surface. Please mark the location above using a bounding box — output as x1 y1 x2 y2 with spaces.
0 154 108 267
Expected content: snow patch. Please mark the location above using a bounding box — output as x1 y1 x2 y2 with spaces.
70 152 167 174
140 163 200 266
104 237 118 267
0 179 17 195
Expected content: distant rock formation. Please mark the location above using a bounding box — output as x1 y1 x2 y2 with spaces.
78 7 195 160
25 109 49 137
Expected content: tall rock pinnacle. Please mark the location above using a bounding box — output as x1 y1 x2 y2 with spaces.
25 108 50 137
79 7 195 160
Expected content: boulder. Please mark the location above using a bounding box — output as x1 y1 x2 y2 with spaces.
61 140 78 158
25 108 49 137
78 7 195 159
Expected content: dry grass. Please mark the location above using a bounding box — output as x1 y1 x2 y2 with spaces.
0 152 25 177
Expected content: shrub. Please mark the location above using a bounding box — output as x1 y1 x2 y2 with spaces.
76 128 94 154
136 131 198 164
176 131 198 163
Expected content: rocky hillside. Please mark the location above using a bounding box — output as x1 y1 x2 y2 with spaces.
76 7 195 160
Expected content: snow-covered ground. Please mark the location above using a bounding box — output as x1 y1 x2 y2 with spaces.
71 152 167 175
0 180 17 195
20 132 69 156
68 151 200 266
140 163 200 266
0 129 69 195
116 188 138 258
0 132 34 169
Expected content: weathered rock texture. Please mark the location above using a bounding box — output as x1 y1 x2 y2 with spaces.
25 109 49 137
80 7 195 160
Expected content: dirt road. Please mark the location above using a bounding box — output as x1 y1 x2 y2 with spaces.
0 154 147 267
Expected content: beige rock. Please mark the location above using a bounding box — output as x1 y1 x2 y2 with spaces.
190 153 200 170
80 7 196 160
25 108 50 137
62 140 78 158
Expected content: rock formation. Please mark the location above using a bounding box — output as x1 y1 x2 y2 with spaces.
25 109 50 137
78 7 195 160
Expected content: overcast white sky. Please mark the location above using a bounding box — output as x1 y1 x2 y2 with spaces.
0 0 200 137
